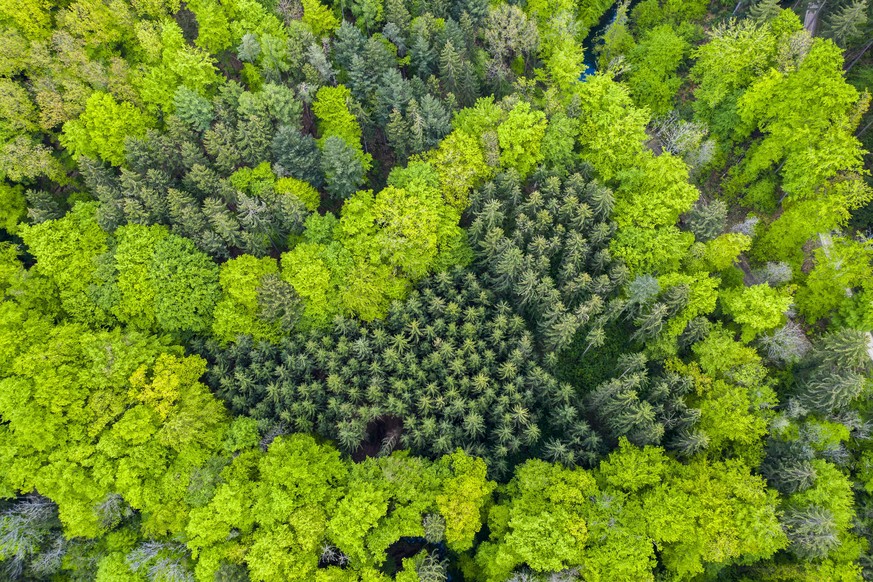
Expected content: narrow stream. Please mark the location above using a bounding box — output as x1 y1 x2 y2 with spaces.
580 0 640 79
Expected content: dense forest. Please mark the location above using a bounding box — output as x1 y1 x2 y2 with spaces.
0 0 872 579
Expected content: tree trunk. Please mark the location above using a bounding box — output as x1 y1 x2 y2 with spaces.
803 1 826 35
845 39 873 72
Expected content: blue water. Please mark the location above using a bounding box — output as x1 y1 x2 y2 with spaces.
579 0 639 80
580 2 619 80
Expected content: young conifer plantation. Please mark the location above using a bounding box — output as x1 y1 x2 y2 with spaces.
1 0 873 579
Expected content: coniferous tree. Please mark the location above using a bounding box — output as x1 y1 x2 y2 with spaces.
748 0 782 22
825 0 869 47
468 169 622 353
200 268 602 477
321 135 367 200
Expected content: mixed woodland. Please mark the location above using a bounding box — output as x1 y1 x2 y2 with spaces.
1 0 873 579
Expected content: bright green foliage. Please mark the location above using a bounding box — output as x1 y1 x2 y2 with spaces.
452 96 505 138
626 24 689 115
598 438 667 493
0 0 53 39
683 330 776 463
230 162 277 195
526 0 587 91
154 235 220 333
435 451 495 552
692 233 752 272
697 377 769 462
576 74 649 182
138 21 223 115
735 39 867 201
188 0 234 54
282 241 348 322
109 224 220 335
720 283 794 342
313 85 365 154
328 457 418 568
275 177 321 211
797 237 873 323
672 359 771 464
212 255 282 344
186 440 490 581
18 202 112 326
331 451 490 568
302 0 340 37
692 325 770 388
614 152 699 229
0 320 228 538
280 235 353 328
652 271 719 355
642 456 787 578
423 129 492 212
96 224 220 335
342 166 466 280
757 183 873 268
691 13 799 141
55 0 137 55
692 13 872 267
612 224 694 276
280 164 469 325
631 0 710 30
108 224 168 330
475 460 595 580
0 78 38 143
341 184 441 279
186 434 347 581
496 101 547 178
60 92 151 166
474 440 785 580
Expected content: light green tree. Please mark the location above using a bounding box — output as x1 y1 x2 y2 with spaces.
60 92 151 166
720 283 794 342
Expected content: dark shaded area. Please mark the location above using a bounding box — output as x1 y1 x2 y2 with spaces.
554 318 635 393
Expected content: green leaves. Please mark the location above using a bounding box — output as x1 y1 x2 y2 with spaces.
212 255 284 344
720 283 794 342
475 460 594 580
61 92 151 166
187 439 493 581
496 102 547 178
435 451 495 552
0 319 227 538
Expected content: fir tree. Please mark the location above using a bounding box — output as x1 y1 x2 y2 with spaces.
321 135 366 200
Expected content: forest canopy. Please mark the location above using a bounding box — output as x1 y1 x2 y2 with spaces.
1 0 873 580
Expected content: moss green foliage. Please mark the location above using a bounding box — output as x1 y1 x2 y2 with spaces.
201 268 604 477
